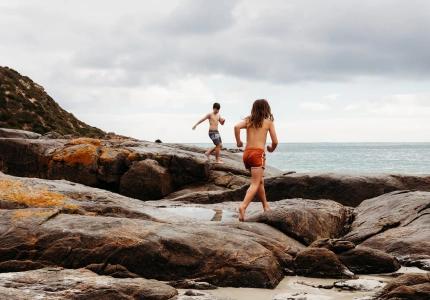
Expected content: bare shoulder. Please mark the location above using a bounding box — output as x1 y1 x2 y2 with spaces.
263 118 273 128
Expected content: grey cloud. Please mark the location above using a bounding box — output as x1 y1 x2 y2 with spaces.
153 0 239 34
4 0 430 88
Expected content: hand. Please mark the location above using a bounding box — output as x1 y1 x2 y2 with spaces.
237 140 243 148
192 125 196 130
267 145 275 152
220 118 225 125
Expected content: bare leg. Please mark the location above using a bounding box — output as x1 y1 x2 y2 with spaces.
215 144 223 163
239 168 264 221
205 147 215 159
257 177 270 212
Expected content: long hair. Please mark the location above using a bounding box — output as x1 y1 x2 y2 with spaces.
246 99 274 128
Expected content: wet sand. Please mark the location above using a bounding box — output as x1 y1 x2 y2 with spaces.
204 267 427 300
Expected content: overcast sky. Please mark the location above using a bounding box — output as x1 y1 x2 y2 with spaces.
1 0 430 142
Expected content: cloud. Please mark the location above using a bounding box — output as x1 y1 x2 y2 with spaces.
33 0 430 88
154 0 238 35
1 0 430 142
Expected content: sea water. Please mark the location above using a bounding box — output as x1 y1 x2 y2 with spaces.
191 143 430 174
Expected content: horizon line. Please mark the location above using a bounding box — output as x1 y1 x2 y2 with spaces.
167 141 430 144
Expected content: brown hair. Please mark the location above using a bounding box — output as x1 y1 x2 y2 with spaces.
246 99 274 128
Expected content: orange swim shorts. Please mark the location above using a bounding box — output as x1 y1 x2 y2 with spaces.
243 148 266 170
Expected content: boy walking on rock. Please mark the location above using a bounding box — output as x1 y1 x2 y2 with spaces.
192 102 225 163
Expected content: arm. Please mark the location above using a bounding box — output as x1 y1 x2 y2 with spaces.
219 116 225 125
192 114 209 130
234 120 247 147
267 121 278 152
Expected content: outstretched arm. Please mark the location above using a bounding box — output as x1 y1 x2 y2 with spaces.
234 120 247 147
267 121 279 152
192 114 209 130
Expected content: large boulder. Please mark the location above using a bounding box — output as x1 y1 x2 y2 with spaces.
0 138 62 177
49 139 101 186
248 199 353 245
0 267 177 300
377 273 430 300
120 159 173 200
0 208 287 288
0 172 299 288
338 246 401 274
264 173 430 206
0 135 266 201
344 191 430 266
294 248 355 279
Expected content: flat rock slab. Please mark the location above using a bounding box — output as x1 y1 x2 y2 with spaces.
344 191 430 264
0 128 41 139
333 278 385 291
264 173 430 207
0 267 177 300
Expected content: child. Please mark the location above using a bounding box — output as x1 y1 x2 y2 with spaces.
192 102 225 163
234 99 278 221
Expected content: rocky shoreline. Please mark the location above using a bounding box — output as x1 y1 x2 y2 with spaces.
0 128 429 299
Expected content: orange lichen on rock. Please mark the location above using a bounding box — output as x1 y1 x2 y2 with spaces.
12 209 55 220
0 179 66 208
127 151 140 162
52 144 98 166
67 138 102 146
99 147 131 163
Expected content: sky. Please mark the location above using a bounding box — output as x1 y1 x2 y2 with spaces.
1 0 430 142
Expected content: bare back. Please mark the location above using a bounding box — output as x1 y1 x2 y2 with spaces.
246 119 273 149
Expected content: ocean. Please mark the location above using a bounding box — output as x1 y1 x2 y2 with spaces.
190 143 430 174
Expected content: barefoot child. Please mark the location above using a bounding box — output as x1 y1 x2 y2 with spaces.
192 102 225 163
234 99 278 221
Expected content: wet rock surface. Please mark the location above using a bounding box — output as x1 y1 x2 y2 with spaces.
333 278 385 291
0 267 177 300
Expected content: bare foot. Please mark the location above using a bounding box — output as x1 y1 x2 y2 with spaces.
215 159 224 164
204 150 211 160
238 207 245 222
263 205 271 212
